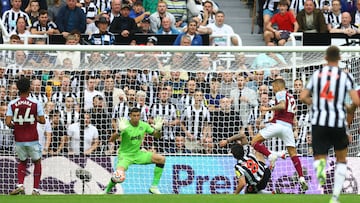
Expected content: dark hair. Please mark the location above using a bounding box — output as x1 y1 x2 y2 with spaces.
39 9 48 16
130 107 141 114
326 45 340 62
49 110 60 117
16 77 31 94
230 144 244 160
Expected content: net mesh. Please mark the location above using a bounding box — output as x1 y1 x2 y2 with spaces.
0 46 359 194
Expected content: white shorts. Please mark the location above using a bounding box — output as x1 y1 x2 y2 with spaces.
259 122 295 147
15 141 42 162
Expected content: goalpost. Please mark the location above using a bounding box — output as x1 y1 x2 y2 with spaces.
0 44 359 195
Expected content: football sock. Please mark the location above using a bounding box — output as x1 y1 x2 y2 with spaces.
33 161 42 189
291 156 304 177
253 142 271 157
333 162 346 200
313 158 326 184
152 164 164 186
18 161 27 184
105 179 116 193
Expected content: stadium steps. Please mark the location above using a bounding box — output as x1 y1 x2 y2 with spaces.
217 0 264 46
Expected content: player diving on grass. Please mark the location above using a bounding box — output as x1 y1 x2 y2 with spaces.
220 133 274 194
250 78 308 191
104 107 165 194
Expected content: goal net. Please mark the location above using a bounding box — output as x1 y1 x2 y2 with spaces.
0 45 359 195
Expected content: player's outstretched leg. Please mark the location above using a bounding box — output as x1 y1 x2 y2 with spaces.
313 158 326 186
149 164 164 194
104 179 117 194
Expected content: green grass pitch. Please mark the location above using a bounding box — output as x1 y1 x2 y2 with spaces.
1 194 360 203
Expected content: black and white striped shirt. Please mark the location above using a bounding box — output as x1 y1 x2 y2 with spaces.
2 9 31 33
94 0 111 13
149 102 178 140
306 66 355 127
31 20 58 32
181 105 210 139
263 0 280 12
60 109 80 127
30 92 48 107
234 144 266 186
112 102 130 119
81 2 98 19
326 12 341 28
51 91 79 111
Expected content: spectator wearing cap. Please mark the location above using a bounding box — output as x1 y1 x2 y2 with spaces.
173 19 203 45
89 16 115 45
109 4 137 44
56 0 86 37
136 17 154 34
156 16 180 34
147 36 158 45
129 1 151 25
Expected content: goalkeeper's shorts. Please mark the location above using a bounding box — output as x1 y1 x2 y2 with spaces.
116 151 153 170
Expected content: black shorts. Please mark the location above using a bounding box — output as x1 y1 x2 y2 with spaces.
312 125 349 156
246 161 271 193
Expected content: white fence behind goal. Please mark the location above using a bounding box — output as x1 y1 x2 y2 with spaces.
0 45 359 195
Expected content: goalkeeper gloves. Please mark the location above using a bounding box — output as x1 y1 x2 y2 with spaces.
118 117 129 132
152 116 164 131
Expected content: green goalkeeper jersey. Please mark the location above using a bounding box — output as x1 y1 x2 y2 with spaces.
119 120 154 154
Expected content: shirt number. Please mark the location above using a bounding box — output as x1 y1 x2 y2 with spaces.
13 108 35 125
245 159 259 174
320 81 334 101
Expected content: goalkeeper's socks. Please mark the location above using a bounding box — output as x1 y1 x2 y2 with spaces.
333 162 346 200
152 164 164 186
313 159 326 185
105 179 116 193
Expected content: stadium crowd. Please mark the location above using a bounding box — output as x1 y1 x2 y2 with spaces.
0 0 336 156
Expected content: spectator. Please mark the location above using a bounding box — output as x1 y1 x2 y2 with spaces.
56 0 86 37
148 88 179 153
9 17 33 44
84 76 105 111
51 75 79 110
173 19 203 45
146 36 158 45
109 4 137 45
67 113 100 155
135 90 149 121
218 71 236 97
264 0 299 46
6 50 27 80
207 11 239 46
48 0 63 22
296 0 328 33
48 110 67 155
341 0 356 13
136 17 154 34
81 0 98 26
149 0 176 33
88 95 113 154
26 0 40 23
29 78 48 107
101 75 126 109
23 0 47 12
30 9 60 35
230 75 258 129
330 11 359 36
156 16 180 34
94 0 111 13
262 0 281 33
204 78 224 112
2 0 31 34
130 1 150 25
167 135 191 154
199 0 216 26
350 0 360 26
59 96 80 127
164 0 187 28
108 0 122 23
55 34 82 69
143 0 158 15
210 97 241 154
181 90 211 153
326 0 342 31
89 16 115 45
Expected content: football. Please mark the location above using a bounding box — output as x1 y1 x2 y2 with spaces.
111 170 125 183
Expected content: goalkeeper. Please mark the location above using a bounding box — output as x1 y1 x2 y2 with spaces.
104 107 165 194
